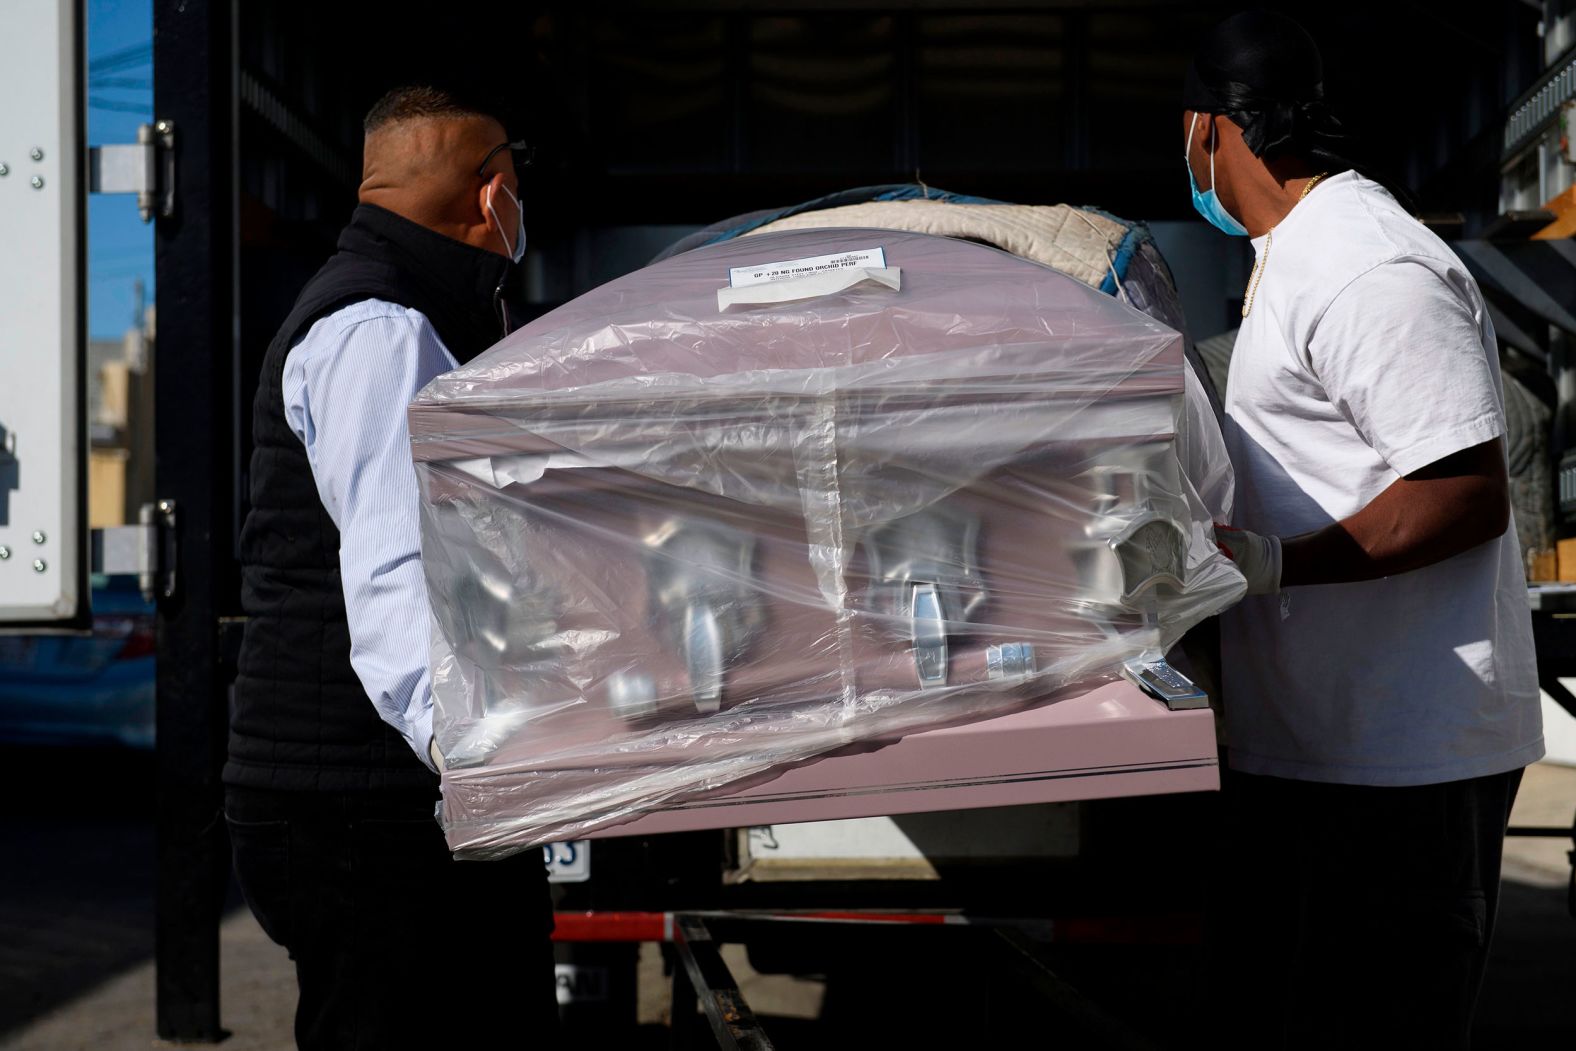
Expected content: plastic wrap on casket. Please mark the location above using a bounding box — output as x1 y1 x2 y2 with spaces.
409 227 1246 858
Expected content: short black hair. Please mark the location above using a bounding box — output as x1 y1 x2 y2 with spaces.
363 85 504 136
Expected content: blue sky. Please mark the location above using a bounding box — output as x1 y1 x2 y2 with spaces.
87 0 153 339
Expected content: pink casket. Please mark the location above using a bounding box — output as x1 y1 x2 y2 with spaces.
410 228 1243 858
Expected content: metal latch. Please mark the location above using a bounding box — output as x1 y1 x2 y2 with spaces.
90 499 177 604
88 120 175 222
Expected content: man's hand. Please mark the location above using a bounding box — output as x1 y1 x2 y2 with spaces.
1215 524 1283 595
428 736 446 774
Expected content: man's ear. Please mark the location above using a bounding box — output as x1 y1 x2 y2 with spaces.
478 172 506 231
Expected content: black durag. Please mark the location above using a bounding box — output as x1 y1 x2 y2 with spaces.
1181 10 1346 159
1182 11 1414 207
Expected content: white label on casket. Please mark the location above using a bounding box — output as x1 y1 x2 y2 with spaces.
728 246 886 288
543 839 591 883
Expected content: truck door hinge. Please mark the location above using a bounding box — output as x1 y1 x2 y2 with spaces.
90 499 177 604
87 120 175 222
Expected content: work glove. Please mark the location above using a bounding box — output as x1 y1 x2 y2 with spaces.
1214 524 1282 596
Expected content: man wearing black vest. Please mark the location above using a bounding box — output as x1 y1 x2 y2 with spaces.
225 86 556 1048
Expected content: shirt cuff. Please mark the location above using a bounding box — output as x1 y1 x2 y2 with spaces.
1382 413 1503 478
408 703 439 774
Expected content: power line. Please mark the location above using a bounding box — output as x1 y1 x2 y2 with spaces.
88 41 152 74
89 97 153 114
88 76 151 90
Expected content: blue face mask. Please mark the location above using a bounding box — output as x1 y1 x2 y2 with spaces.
1186 113 1249 237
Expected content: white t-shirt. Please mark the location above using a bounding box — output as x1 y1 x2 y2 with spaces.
1221 171 1543 786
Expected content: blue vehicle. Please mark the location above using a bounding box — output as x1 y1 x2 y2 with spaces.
0 575 156 749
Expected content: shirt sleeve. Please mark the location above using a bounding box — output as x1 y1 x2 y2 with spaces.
281 303 458 772
1307 259 1504 478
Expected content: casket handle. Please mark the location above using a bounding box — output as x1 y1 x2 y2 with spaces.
684 602 725 713
911 582 949 688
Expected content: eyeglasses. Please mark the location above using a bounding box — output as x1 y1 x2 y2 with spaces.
476 140 535 178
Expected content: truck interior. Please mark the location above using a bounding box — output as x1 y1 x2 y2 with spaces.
129 1 1576 1042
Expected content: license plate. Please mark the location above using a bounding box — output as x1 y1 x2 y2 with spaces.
555 963 608 1005
543 840 590 883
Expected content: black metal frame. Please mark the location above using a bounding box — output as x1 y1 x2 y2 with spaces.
669 915 776 1051
665 911 1163 1051
151 0 240 1041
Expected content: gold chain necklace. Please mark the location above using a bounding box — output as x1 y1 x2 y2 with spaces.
1240 172 1329 319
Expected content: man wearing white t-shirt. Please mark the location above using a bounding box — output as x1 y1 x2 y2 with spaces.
1181 13 1544 1049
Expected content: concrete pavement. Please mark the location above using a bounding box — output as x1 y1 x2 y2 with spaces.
2 760 1572 1048
0 910 294 1051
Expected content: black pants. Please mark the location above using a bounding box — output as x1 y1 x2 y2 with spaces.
225 785 559 1050
1207 767 1522 1051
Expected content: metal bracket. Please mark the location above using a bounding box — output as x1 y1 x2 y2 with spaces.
1123 658 1209 711
90 499 176 603
88 120 175 222
143 499 177 603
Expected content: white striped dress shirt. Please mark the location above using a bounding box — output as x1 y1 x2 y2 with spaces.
281 298 457 772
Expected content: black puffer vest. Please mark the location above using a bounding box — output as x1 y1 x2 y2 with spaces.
226 204 516 792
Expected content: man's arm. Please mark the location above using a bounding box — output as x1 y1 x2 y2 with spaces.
283 302 457 771
1279 437 1509 587
1217 259 1513 596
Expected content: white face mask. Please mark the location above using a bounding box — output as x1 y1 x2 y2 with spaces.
486 182 527 263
